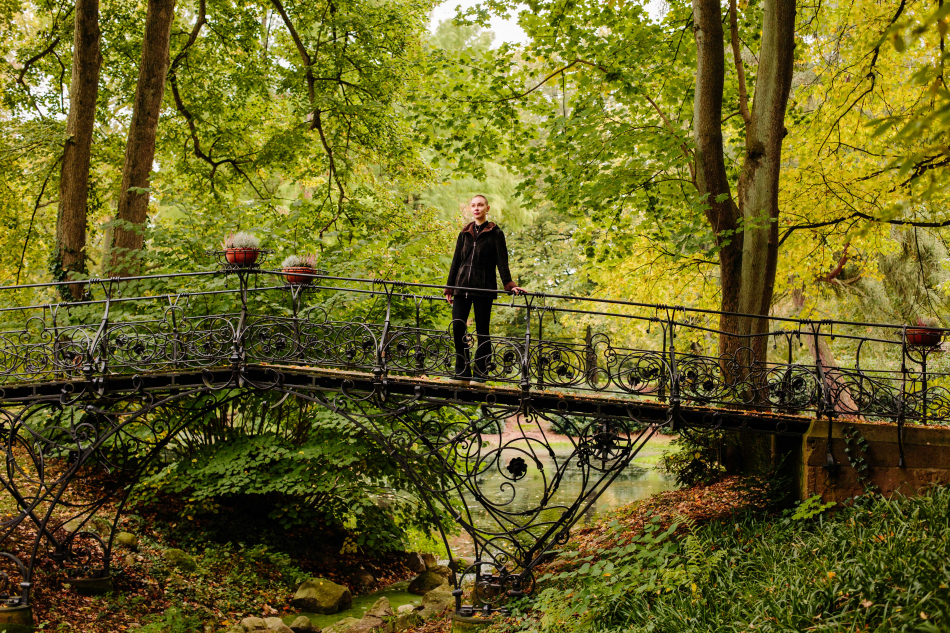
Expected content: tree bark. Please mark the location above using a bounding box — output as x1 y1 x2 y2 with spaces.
691 0 744 360
737 0 797 362
55 0 102 299
692 0 797 474
108 0 177 275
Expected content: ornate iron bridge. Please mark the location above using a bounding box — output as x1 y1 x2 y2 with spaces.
0 258 946 625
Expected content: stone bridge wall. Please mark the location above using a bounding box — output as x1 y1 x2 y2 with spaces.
799 419 950 502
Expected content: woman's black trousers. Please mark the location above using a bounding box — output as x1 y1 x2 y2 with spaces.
451 295 493 379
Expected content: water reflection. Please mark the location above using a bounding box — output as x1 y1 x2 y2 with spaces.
466 450 675 529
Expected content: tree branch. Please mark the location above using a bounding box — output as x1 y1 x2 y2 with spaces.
17 156 62 285
729 0 752 127
779 211 950 246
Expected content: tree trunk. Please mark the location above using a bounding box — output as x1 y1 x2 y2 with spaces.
55 0 102 299
736 0 797 367
691 0 744 361
108 0 177 275
692 0 797 474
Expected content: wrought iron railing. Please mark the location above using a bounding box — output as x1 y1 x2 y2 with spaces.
1 267 947 426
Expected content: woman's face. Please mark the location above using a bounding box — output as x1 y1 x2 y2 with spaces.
470 197 489 223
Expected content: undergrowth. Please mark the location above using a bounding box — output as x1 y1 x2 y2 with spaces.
498 486 950 633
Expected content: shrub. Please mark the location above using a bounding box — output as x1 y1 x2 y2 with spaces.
513 486 950 633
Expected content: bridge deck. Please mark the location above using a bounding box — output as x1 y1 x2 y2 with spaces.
0 363 814 436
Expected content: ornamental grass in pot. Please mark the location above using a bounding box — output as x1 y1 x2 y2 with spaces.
281 254 318 285
223 232 262 266
907 317 943 348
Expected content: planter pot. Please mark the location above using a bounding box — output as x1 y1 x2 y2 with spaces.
907 327 942 347
224 248 261 267
283 266 314 285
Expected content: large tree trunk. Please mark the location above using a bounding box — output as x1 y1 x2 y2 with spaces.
737 0 797 365
55 0 102 299
108 0 176 275
692 0 797 473
691 0 744 360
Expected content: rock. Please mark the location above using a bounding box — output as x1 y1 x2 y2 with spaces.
393 611 423 632
240 616 268 630
419 586 454 620
350 569 375 588
164 548 197 572
408 571 447 595
288 615 318 633
349 616 385 633
429 565 452 579
405 552 426 573
449 558 474 573
395 604 416 614
292 578 353 615
264 617 287 630
115 531 139 550
123 554 136 567
420 553 437 569
364 597 393 618
322 617 360 633
385 580 410 592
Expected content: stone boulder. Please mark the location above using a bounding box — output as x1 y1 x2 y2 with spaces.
395 604 416 614
350 569 375 588
419 586 454 620
420 553 437 569
292 578 353 615
240 616 268 630
264 617 293 632
449 557 474 573
408 571 447 595
115 531 139 550
288 616 318 633
393 611 423 632
405 552 426 573
322 617 360 633
164 549 197 572
428 565 452 579
364 597 393 618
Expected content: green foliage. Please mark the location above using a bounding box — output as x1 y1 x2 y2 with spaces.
843 425 877 493
789 495 837 522
131 394 451 553
532 516 684 622
501 487 950 633
660 431 726 488
137 608 203 633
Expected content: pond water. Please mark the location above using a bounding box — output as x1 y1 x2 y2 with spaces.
282 586 419 628
449 437 676 556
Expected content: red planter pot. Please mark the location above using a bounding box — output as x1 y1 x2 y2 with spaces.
283 267 314 285
907 327 943 347
225 248 261 267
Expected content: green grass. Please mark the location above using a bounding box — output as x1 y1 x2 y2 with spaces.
502 486 950 633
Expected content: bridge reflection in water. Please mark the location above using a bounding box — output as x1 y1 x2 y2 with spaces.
0 262 945 622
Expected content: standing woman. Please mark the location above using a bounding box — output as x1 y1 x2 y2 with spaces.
444 195 526 383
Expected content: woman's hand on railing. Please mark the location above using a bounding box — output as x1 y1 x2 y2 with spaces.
510 286 527 295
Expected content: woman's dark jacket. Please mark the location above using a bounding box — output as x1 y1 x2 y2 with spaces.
445 222 517 299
